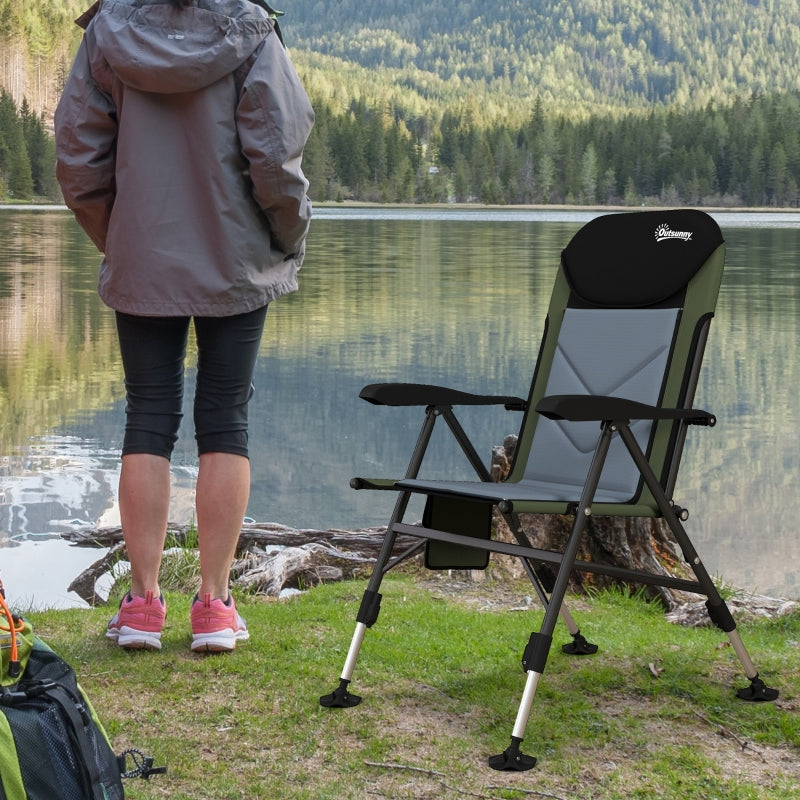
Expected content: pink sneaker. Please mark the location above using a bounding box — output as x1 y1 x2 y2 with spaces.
190 593 249 653
106 591 166 651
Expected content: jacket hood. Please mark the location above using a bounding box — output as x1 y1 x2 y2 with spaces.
87 0 275 93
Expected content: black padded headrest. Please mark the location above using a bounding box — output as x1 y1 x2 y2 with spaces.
561 209 724 307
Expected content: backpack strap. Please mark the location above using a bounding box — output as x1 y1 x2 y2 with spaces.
35 680 118 800
248 0 285 46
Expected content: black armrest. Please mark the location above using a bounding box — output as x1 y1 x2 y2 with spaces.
359 383 527 411
535 394 715 426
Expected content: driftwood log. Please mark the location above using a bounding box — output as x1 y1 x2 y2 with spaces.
63 523 415 606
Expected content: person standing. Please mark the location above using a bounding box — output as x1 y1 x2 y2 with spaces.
55 0 314 652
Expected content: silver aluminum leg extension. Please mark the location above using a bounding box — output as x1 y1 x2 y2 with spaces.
342 622 368 682
319 622 368 709
727 628 779 701
729 628 759 679
558 602 598 656
487 670 542 771
513 670 543 741
319 621 368 709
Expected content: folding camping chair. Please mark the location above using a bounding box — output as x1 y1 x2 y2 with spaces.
319 209 778 771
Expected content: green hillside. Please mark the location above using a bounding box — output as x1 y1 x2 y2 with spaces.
3 0 800 205
284 0 800 113
4 0 800 118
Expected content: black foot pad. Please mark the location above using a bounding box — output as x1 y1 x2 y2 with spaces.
737 676 779 702
320 679 362 708
562 633 598 656
488 738 537 771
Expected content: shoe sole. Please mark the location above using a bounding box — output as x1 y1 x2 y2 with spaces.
190 629 249 653
107 626 163 651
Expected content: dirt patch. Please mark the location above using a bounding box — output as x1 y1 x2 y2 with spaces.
321 686 800 800
386 570 800 798
417 569 549 611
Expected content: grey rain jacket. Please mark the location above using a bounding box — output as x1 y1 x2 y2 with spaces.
55 0 314 316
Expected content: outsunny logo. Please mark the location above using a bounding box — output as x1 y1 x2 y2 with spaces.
654 223 692 242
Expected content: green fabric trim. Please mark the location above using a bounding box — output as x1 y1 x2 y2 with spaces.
0 712 25 800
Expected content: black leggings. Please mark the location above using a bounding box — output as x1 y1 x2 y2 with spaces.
115 306 268 460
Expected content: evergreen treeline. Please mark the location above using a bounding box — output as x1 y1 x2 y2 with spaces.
4 85 800 207
304 91 800 207
4 1 800 206
0 90 58 201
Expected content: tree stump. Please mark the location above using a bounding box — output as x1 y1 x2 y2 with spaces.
489 434 695 610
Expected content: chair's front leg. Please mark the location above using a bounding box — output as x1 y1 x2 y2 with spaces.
320 405 442 710
490 420 616 770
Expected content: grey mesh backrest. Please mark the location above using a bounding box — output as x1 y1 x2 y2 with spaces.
521 307 679 502
510 208 726 505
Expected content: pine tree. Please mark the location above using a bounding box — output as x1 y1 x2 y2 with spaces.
20 98 54 198
0 90 34 201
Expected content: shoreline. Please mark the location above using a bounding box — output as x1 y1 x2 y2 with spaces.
4 200 800 214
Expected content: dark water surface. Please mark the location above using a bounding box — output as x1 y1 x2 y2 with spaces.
0 207 797 607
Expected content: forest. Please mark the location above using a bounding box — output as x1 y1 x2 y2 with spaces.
2 0 800 206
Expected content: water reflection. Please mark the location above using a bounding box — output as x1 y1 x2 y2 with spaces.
679 225 800 600
0 208 797 607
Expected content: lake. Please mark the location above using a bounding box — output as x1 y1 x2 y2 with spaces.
0 206 798 608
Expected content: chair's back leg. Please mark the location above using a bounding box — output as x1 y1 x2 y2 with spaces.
615 423 778 701
503 509 598 655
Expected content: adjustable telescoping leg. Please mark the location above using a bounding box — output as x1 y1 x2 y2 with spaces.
320 406 442 710
490 422 616 771
615 423 778 703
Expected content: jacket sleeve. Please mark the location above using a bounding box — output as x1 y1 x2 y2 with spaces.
54 38 117 253
236 30 314 258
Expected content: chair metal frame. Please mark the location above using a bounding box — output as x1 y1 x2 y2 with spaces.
319 210 778 770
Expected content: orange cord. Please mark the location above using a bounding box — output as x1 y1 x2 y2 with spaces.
0 582 24 673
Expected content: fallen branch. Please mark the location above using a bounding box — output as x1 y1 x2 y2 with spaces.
231 541 376 595
61 522 400 558
693 710 765 760
439 783 502 800
667 593 798 627
67 542 126 606
364 760 446 777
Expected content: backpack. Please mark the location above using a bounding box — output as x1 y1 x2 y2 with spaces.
0 585 164 799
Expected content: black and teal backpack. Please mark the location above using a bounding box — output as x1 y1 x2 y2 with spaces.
0 588 163 799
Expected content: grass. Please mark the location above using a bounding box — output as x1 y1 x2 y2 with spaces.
25 574 800 800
